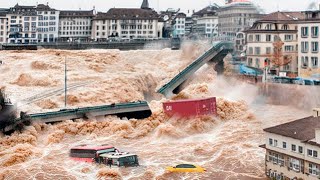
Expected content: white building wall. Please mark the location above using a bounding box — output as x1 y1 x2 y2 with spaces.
58 17 92 42
298 23 320 79
0 17 8 43
6 14 38 44
92 19 160 40
196 16 218 37
37 10 60 43
265 132 320 179
174 17 185 37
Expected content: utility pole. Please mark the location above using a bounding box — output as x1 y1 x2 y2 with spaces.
64 57 67 108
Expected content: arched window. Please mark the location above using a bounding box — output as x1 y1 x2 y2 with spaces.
282 24 289 30
265 24 272 30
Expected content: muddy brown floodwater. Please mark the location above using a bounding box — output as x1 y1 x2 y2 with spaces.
0 43 314 180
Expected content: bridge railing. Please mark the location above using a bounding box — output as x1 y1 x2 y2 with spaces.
158 41 233 93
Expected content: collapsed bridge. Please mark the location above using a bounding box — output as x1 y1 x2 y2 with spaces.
157 41 234 97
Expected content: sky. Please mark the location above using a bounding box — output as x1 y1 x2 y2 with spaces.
0 0 318 14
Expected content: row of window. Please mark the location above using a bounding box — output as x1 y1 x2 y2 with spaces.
60 26 91 31
301 41 319 53
301 26 319 37
104 31 153 36
255 24 290 30
38 16 56 21
37 27 56 32
268 151 320 176
37 11 56 15
269 138 319 158
59 31 91 35
38 22 56 26
23 17 37 21
301 56 318 68
248 34 294 42
97 25 153 31
62 21 90 26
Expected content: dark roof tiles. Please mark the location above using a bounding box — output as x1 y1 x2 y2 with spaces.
264 116 320 141
94 8 159 20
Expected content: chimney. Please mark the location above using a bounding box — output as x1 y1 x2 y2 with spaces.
313 108 320 117
316 128 320 144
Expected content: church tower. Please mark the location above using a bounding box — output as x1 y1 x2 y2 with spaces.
141 0 149 9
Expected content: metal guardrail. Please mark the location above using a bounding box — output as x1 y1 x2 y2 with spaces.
15 101 150 121
157 41 234 94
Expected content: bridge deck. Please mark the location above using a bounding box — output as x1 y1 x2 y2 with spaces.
157 41 234 97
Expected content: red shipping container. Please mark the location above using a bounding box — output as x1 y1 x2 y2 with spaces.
163 97 217 117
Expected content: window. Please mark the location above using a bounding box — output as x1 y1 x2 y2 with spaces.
255 35 260 42
289 158 300 172
312 57 318 67
265 24 272 30
292 144 296 151
302 56 309 67
266 47 271 54
176 164 196 168
309 163 320 176
312 42 319 52
308 149 313 156
282 24 289 30
255 58 260 68
248 47 253 55
274 140 278 147
24 17 30 21
268 152 284 166
269 138 273 145
284 35 293 41
248 35 253 42
301 27 309 37
266 34 271 42
282 142 287 149
285 46 294 52
255 47 261 55
298 146 303 153
314 150 318 158
248 58 252 66
311 26 319 37
301 42 309 53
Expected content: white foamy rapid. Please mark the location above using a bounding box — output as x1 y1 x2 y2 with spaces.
0 44 313 179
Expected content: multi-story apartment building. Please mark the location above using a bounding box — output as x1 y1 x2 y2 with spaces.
245 12 304 76
0 9 8 44
261 109 320 180
36 4 60 43
193 5 219 38
173 13 186 37
6 4 38 44
218 1 262 37
58 10 94 42
298 11 320 79
91 0 162 41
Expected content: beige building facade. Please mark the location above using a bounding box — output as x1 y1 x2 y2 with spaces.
297 11 320 79
262 111 320 180
245 12 304 76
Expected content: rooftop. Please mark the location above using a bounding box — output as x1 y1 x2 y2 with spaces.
94 8 159 20
36 4 56 11
264 116 320 141
259 11 304 22
60 10 94 17
193 5 219 17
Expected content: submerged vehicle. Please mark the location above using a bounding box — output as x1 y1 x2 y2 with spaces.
95 152 139 167
70 145 118 162
166 164 206 173
163 97 217 117
171 37 181 50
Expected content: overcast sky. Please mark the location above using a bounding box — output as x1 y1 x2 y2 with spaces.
0 0 318 14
